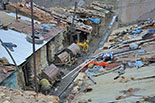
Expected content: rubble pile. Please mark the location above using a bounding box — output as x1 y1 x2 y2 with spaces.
9 1 56 24
0 57 10 66
0 1 115 102
103 20 155 49
0 86 59 103
1 0 154 102
6 1 114 43
48 1 112 35
65 20 155 102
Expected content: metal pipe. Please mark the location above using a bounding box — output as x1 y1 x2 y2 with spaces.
58 71 79 97
85 72 96 84
30 0 38 94
62 49 109 79
94 15 117 53
70 2 78 43
62 58 91 79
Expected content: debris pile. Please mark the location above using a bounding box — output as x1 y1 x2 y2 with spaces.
9 1 56 24
2 0 154 102
0 1 116 102
0 57 10 66
64 19 155 102
7 1 112 38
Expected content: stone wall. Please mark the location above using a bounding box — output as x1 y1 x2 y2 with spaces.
29 45 48 75
48 32 64 63
20 32 64 88
119 0 155 25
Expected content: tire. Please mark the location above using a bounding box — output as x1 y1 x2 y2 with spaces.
26 34 44 44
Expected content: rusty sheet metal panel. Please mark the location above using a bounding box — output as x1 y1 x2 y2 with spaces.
56 51 70 63
42 64 60 84
67 43 80 56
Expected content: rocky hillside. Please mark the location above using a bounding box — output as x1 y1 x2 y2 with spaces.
9 0 118 8
10 0 95 8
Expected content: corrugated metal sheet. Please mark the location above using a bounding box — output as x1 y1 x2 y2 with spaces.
9 20 64 41
57 51 70 63
0 29 47 65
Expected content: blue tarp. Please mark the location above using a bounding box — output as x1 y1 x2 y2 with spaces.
42 24 51 29
137 50 145 53
128 60 144 67
147 29 155 33
88 18 100 24
85 66 104 75
133 29 143 34
136 61 144 67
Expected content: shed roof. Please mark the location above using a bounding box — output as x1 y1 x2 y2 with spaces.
0 29 47 66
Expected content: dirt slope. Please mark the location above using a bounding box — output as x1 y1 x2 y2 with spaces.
9 0 118 8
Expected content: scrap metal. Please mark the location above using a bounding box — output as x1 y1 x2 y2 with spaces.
42 64 62 85
9 1 56 24
66 43 81 56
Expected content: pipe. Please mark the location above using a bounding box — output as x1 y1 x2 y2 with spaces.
62 58 93 79
70 2 78 43
30 0 38 94
95 15 118 52
58 71 79 97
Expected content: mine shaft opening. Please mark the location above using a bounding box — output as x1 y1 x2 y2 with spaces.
72 30 88 42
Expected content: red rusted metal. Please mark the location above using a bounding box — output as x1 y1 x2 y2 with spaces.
67 43 80 56
56 51 70 63
107 63 121 70
42 64 60 84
